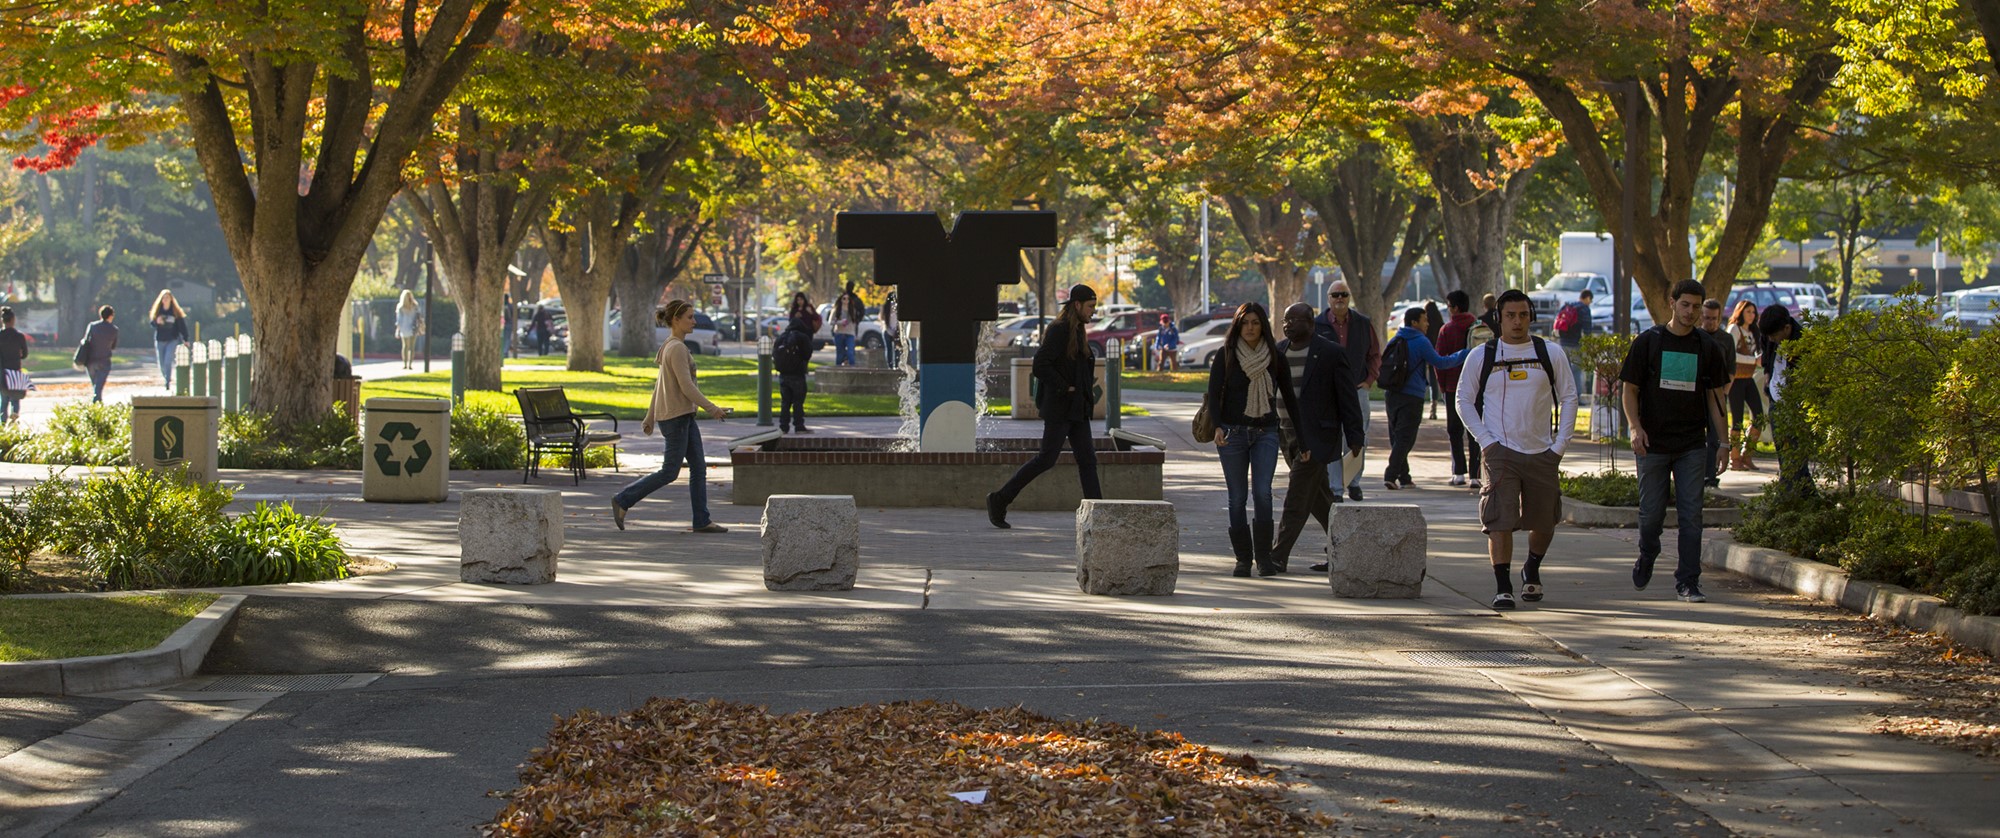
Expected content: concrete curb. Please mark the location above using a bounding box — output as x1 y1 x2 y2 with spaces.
0 594 245 695
1702 537 2000 659
1562 498 1743 528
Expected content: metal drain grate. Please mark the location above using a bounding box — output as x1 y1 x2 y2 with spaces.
1401 650 1548 668
191 673 380 693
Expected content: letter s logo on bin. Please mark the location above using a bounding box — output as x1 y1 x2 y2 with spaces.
154 416 185 464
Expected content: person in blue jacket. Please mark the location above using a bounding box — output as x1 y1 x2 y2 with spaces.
1384 305 1468 490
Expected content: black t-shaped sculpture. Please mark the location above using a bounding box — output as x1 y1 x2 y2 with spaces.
836 211 1058 364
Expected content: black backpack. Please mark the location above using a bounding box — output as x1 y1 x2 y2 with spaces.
1378 336 1412 391
1471 336 1557 414
773 329 811 374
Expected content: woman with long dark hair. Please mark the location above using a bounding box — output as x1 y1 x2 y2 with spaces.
1207 302 1300 577
787 292 820 336
611 299 733 533
1725 299 1766 469
148 289 189 391
987 284 1102 528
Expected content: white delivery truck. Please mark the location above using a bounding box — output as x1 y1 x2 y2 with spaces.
1528 232 1616 332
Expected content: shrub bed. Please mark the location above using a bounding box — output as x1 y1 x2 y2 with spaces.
0 468 351 592
1736 489 2000 616
0 402 130 466
219 409 362 469
1559 470 1732 508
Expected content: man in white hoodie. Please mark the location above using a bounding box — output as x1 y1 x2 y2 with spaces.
1457 290 1579 610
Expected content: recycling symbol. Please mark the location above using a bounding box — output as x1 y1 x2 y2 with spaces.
372 421 433 477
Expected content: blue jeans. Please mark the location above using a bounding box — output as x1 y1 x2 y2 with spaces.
1217 424 1279 529
1637 446 1708 590
1 388 21 420
88 362 110 403
613 414 710 527
156 340 179 389
1562 342 1585 399
833 333 856 366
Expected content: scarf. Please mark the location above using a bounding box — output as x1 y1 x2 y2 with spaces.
1236 338 1275 418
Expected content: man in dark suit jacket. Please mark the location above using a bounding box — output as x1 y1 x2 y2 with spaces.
1273 303 1365 570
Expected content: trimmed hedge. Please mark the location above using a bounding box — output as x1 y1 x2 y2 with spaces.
1735 488 2000 616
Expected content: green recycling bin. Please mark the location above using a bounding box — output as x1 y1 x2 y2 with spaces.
363 397 451 503
130 396 220 483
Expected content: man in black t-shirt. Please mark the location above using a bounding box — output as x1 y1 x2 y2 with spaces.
1618 279 1732 603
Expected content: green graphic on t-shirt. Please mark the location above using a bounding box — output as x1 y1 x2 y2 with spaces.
1659 350 1698 392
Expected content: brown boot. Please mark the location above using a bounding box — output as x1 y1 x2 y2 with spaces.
1741 426 1762 471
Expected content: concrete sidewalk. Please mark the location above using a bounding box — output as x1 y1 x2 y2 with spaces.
1 390 1992 836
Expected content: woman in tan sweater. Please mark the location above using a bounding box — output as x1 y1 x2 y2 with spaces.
612 299 732 531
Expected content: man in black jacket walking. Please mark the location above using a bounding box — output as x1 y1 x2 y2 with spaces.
1271 303 1365 571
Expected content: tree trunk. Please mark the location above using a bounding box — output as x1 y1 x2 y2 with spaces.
161 2 509 424
541 197 624 372
613 216 708 357
1302 145 1436 322
1219 191 1318 310
1406 116 1536 307
1515 55 1839 319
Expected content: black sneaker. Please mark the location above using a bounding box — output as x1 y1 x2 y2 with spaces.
1676 585 1708 603
612 501 627 531
1309 562 1329 572
985 492 1011 529
1349 486 1364 502
1632 556 1655 590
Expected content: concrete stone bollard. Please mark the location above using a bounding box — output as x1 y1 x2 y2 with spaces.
1325 504 1427 598
1075 499 1178 596
459 488 563 584
760 495 859 591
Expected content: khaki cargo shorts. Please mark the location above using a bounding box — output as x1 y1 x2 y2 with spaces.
1479 445 1563 534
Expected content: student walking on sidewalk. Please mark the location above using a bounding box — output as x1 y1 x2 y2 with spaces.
396 290 422 370
1382 306 1468 490
1208 303 1301 577
0 307 28 422
81 306 119 404
1270 303 1363 574
988 285 1102 528
611 300 732 533
1436 291 1481 489
147 290 190 391
1458 290 1578 610
1619 280 1732 603
1725 299 1766 470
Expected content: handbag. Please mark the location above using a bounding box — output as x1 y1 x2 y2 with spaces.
3 369 30 391
73 341 89 369
1191 394 1216 443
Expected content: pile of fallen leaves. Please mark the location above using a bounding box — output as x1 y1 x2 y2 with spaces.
484 699 1329 836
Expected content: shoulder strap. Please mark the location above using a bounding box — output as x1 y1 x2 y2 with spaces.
1472 338 1501 415
1531 335 1554 382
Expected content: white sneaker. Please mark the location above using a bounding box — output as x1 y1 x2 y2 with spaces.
1449 474 1467 487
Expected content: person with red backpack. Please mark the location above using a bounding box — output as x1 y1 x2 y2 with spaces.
1553 290 1593 398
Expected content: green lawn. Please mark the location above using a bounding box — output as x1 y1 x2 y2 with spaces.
364 356 1145 418
0 593 217 661
20 347 154 375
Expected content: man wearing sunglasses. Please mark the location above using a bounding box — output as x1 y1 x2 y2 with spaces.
1312 280 1380 502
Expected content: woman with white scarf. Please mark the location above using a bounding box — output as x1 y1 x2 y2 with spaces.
1205 302 1301 577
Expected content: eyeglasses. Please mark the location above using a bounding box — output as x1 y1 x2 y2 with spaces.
1328 292 1350 299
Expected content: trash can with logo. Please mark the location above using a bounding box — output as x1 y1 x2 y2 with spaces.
362 397 451 503
130 396 220 483
1009 357 1107 421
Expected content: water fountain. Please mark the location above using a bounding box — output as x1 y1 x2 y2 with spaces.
728 210 1166 509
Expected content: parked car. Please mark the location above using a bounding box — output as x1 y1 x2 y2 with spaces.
1726 284 1800 319
1178 306 1235 334
991 315 1047 350
1175 318 1240 368
605 308 722 355
1763 281 1833 315
1847 293 1897 313
1528 272 1612 332
1084 308 1170 358
814 302 888 352
1944 290 2000 334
